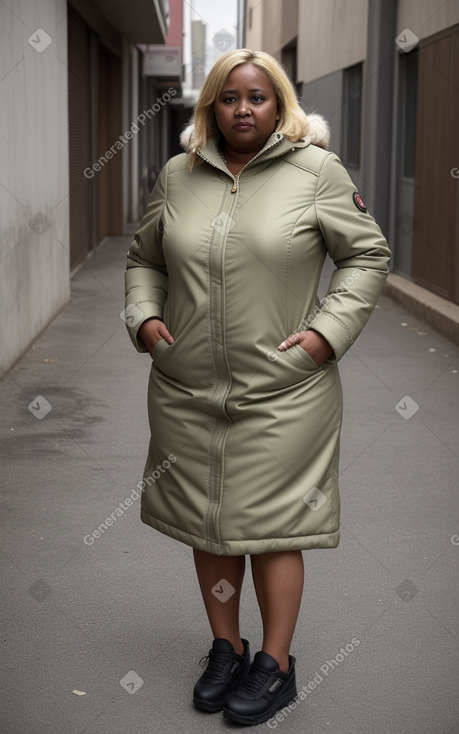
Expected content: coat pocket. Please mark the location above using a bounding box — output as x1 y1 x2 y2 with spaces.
286 344 320 369
263 343 321 391
151 338 197 388
152 338 170 363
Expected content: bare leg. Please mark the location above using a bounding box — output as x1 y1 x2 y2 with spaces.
193 548 246 655
250 550 304 672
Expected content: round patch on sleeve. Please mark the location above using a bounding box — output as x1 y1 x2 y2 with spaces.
353 192 367 213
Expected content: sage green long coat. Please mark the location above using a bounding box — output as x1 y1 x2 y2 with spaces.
125 131 390 555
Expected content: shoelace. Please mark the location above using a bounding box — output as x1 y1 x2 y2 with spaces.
236 662 273 696
199 651 238 683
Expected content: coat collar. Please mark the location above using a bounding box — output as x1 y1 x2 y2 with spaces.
198 132 312 173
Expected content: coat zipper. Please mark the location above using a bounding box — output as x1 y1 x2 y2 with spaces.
198 136 283 545
228 139 282 193
198 135 283 193
202 170 237 546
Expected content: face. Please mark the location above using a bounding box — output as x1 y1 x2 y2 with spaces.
214 63 278 153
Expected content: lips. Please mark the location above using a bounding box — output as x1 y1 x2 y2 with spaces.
234 123 254 130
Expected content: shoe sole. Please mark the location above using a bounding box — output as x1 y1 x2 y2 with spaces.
193 696 226 713
222 684 298 726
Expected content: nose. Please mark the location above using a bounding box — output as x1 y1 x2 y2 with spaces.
235 99 251 116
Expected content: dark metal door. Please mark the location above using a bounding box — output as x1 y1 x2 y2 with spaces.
412 25 459 304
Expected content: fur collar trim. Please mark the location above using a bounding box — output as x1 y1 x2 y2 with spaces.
179 112 330 151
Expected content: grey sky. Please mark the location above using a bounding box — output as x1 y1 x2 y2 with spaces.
189 0 239 42
189 0 240 74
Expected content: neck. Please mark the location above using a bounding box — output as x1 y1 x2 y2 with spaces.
222 142 265 166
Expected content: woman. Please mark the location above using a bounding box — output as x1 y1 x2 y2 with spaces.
124 49 390 726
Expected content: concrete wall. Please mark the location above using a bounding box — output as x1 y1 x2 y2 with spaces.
280 0 299 51
245 0 298 57
245 1 264 51
0 0 69 374
397 0 459 41
300 70 343 156
260 0 298 58
297 0 367 83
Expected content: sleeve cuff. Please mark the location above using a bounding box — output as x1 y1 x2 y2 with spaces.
124 301 164 353
308 312 354 362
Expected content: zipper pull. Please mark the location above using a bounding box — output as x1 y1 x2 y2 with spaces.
231 180 237 193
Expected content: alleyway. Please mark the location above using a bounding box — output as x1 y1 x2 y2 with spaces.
1 235 458 734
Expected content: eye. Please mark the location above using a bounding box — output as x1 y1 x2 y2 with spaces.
222 96 236 104
251 95 264 103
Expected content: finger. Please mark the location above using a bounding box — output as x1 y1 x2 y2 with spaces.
277 332 300 350
158 323 174 344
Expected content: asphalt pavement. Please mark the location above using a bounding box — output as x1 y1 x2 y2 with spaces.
1 235 458 734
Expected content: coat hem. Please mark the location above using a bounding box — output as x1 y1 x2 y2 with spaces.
140 508 340 555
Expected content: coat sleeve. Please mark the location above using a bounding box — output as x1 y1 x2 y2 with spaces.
124 162 169 352
309 152 391 361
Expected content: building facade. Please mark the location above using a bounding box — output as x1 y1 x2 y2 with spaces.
0 0 185 374
244 0 459 308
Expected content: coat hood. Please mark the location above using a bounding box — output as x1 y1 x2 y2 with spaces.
179 112 330 151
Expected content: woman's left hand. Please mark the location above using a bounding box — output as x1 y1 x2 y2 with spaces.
277 329 334 367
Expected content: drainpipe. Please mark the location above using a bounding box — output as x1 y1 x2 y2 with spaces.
362 0 397 237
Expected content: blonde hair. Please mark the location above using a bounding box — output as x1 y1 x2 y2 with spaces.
185 49 310 168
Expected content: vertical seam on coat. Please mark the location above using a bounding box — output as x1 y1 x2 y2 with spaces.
284 219 292 334
163 159 170 223
284 204 315 334
204 181 237 546
312 151 332 235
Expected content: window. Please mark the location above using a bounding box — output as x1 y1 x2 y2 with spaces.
281 41 297 86
399 49 418 178
342 63 363 169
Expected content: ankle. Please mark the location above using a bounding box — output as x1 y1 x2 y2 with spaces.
262 648 290 673
232 639 245 656
213 635 244 656
276 658 290 673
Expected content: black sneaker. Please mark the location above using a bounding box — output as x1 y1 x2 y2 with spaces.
193 638 250 713
223 650 297 725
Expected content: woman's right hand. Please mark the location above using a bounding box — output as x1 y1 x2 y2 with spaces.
138 318 174 358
